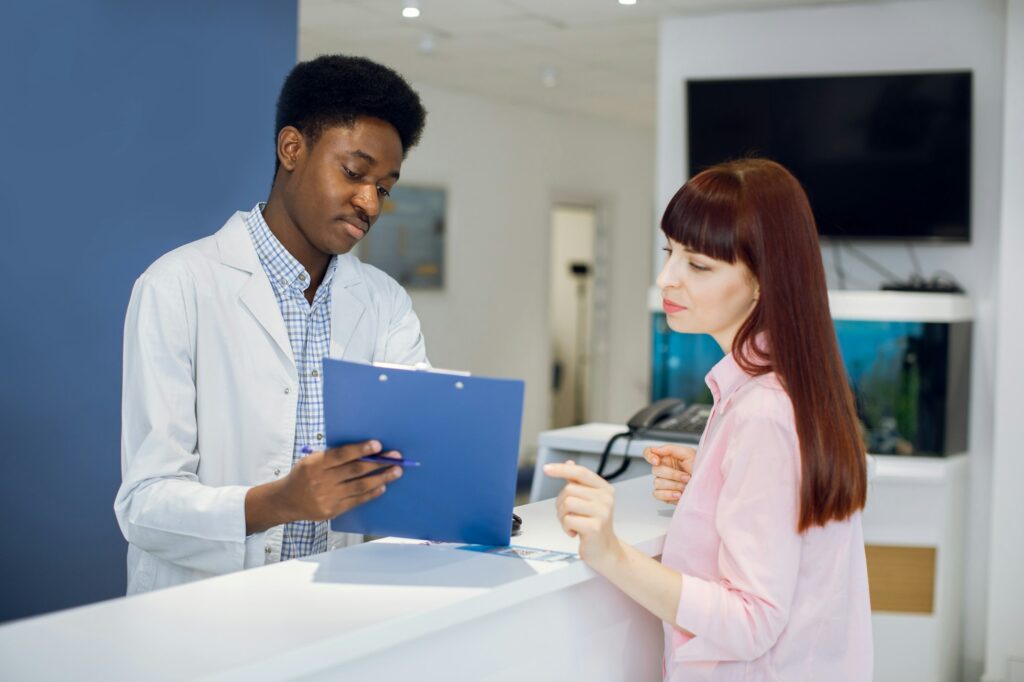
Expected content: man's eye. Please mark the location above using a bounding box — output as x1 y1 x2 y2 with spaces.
377 186 391 198
343 166 360 179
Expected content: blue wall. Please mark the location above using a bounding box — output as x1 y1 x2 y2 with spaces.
0 0 297 622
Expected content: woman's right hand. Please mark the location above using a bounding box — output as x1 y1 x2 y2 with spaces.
643 444 696 504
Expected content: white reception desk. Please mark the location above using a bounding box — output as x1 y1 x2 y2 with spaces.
0 476 670 681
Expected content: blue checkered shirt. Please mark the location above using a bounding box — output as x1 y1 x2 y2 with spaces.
245 204 336 560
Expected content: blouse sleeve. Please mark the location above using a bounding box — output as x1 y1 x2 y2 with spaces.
673 412 803 662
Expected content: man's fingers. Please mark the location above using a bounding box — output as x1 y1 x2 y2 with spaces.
323 440 383 466
337 482 388 515
338 467 399 498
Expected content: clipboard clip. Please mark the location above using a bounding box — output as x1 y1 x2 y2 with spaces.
372 361 472 377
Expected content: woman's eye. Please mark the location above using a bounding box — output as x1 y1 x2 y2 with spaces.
689 262 709 272
662 247 673 255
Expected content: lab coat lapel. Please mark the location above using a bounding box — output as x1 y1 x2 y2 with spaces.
239 274 295 366
215 213 295 367
330 254 366 359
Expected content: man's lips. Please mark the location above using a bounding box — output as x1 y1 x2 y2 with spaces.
663 299 687 314
340 218 368 236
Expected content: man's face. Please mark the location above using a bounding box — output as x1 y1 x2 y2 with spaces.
282 117 403 256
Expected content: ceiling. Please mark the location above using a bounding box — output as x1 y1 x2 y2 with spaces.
299 0 866 129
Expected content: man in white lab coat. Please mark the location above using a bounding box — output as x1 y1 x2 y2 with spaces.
115 55 429 594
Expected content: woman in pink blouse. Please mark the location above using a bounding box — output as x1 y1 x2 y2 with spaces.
545 158 872 681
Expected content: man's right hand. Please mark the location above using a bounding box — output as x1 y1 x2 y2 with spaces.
245 440 402 535
643 444 695 505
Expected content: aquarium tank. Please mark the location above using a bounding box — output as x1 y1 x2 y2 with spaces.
650 313 971 457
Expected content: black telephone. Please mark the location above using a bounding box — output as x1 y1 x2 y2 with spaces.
598 399 711 481
626 398 710 444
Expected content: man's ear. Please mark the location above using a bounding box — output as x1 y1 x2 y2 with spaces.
276 126 305 172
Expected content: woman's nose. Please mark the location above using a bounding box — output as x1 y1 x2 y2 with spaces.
656 258 676 291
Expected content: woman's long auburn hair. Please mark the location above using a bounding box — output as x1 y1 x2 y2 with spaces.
662 158 866 532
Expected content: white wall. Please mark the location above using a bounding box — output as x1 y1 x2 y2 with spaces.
985 2 1024 680
397 84 655 462
656 1 1008 678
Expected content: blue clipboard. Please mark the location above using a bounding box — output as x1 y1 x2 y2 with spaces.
323 359 525 546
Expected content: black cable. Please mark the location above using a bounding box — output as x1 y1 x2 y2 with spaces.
832 241 847 290
842 241 901 282
604 433 634 481
596 431 632 479
907 242 923 279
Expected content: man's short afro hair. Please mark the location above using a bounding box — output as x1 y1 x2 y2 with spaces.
275 54 426 157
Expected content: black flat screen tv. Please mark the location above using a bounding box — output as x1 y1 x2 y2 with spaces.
686 72 972 242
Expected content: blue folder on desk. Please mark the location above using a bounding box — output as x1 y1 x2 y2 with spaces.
324 359 525 546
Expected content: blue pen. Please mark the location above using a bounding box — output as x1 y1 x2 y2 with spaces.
301 445 420 467
359 455 421 468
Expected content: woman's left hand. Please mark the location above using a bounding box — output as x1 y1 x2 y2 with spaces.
543 460 624 573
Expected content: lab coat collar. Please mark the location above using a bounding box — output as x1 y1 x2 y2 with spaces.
213 212 367 364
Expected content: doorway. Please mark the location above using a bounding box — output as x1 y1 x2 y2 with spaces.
548 204 600 429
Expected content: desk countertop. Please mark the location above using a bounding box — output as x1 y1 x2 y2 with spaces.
0 475 672 681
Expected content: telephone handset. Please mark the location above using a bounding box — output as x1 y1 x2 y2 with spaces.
626 399 710 444
598 399 711 481
628 398 687 431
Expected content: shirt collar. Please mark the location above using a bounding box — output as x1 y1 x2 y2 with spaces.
244 203 338 297
705 332 773 403
705 351 753 405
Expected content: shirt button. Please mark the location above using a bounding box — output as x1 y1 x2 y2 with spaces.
311 369 319 378
279 278 287 287
264 545 272 555
298 273 307 282
273 468 281 476
284 387 291 395
316 433 324 441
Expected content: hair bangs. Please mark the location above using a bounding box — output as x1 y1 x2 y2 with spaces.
660 170 745 264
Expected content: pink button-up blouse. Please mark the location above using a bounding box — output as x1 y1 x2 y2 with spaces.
660 352 872 681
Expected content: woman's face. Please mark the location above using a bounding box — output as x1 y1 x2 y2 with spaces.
655 237 759 352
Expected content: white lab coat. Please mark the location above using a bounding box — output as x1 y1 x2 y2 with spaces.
115 211 427 594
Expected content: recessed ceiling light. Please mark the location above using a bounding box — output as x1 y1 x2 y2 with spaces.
402 1 420 18
618 0 637 5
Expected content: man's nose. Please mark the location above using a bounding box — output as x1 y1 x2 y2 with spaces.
352 184 381 220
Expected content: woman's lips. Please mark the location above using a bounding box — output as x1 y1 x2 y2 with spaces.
662 299 687 314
